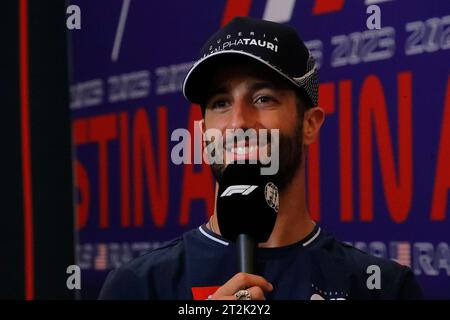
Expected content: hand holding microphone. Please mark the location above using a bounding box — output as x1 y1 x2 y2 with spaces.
207 272 273 300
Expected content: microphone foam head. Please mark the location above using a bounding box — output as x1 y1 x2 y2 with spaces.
217 162 279 243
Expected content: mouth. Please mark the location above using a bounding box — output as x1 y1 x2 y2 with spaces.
228 145 258 160
224 140 269 161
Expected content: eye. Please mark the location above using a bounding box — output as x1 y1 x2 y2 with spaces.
207 99 230 110
215 100 228 108
254 95 275 105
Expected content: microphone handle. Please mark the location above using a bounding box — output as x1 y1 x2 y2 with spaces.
237 234 256 274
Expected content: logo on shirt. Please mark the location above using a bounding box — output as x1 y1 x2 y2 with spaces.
310 283 348 300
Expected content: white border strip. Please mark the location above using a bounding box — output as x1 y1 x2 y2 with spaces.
198 226 229 246
111 0 131 62
303 227 321 247
198 225 320 248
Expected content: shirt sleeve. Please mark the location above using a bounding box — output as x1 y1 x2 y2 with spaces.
397 266 424 300
98 267 149 300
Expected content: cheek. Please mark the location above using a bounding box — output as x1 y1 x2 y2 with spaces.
260 105 298 133
203 117 228 145
204 122 226 137
204 112 228 130
283 100 301 131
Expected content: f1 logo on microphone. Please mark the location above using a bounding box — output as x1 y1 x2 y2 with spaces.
220 185 258 197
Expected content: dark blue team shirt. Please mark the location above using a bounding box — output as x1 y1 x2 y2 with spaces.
99 224 423 300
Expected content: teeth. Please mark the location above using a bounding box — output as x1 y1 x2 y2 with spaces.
230 146 257 155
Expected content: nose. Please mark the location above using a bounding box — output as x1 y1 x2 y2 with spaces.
229 98 256 130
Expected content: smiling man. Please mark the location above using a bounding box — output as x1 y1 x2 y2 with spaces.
99 17 423 300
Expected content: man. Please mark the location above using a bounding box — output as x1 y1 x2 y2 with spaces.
99 17 423 300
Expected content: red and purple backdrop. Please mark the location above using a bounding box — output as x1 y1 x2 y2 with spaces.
68 0 450 299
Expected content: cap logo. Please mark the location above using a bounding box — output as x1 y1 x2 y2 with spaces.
204 32 279 58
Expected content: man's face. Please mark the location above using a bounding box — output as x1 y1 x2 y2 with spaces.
202 60 305 191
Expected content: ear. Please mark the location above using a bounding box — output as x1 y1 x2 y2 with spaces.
303 107 325 146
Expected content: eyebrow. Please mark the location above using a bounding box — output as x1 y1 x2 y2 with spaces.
205 86 228 99
248 81 285 92
205 81 286 103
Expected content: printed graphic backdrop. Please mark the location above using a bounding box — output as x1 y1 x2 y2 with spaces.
68 0 450 299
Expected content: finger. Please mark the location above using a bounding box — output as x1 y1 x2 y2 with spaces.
208 294 236 301
215 272 273 296
211 287 265 301
213 286 267 300
245 286 266 300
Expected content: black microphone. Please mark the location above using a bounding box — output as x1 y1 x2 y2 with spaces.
236 234 256 274
217 162 279 274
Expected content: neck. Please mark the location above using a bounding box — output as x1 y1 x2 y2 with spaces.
209 159 314 248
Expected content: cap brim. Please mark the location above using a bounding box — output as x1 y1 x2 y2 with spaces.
182 50 306 105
